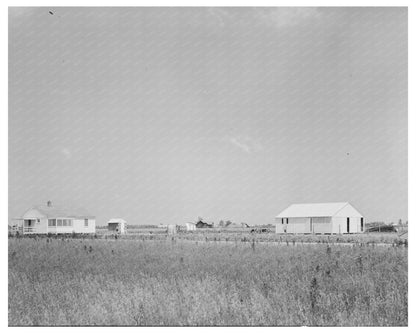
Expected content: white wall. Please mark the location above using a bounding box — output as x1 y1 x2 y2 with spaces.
275 218 285 233
312 217 332 234
73 218 96 233
29 218 48 234
287 218 310 233
331 217 363 234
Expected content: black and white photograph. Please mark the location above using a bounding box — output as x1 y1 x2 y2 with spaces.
7 5 408 327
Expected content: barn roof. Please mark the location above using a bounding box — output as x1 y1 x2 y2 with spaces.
27 205 94 219
276 202 353 218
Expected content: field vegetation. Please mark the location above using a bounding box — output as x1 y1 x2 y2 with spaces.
9 237 407 326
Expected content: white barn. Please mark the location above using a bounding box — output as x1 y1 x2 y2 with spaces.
107 218 127 234
17 201 96 234
275 202 364 234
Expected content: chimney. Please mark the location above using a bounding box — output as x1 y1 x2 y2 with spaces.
47 201 52 207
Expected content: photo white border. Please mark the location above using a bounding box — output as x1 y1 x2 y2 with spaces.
2 1 413 332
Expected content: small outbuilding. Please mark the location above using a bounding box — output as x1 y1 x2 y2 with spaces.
107 218 127 234
167 224 180 234
186 222 196 231
276 202 364 234
195 221 214 229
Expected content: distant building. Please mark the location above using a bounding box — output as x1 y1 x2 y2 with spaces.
107 218 127 234
195 221 213 229
185 222 196 231
16 201 96 234
275 202 364 234
167 224 179 234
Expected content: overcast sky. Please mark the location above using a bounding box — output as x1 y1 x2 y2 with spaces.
9 7 407 225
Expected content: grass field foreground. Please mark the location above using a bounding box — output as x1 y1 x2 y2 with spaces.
8 238 407 326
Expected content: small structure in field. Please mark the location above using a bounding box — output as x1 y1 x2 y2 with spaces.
15 201 96 235
186 222 196 231
107 218 127 234
167 224 179 234
276 202 364 234
195 220 214 229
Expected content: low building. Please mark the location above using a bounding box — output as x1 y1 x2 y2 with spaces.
107 218 127 234
195 221 214 228
16 201 96 235
185 222 196 231
167 224 179 234
275 202 364 234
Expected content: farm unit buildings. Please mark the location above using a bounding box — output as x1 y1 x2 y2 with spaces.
276 202 364 234
17 201 96 235
107 218 127 234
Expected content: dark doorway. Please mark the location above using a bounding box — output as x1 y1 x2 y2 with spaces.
360 217 364 232
347 217 350 233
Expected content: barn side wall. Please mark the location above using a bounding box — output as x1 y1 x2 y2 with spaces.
275 218 285 233
331 217 363 234
332 217 347 234
312 217 332 234
287 218 309 233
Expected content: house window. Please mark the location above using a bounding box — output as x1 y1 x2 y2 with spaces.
36 219 40 224
281 218 284 225
286 218 289 224
48 219 56 227
68 219 73 227
84 219 88 227
361 218 364 232
57 219 63 227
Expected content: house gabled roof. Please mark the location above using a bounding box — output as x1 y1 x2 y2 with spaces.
276 202 351 218
25 205 94 219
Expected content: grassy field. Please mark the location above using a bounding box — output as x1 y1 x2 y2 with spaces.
94 228 408 246
8 238 407 326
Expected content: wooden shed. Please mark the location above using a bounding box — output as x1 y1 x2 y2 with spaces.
275 202 364 234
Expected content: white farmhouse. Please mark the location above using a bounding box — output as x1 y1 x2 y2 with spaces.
17 201 96 235
276 202 364 234
107 218 127 234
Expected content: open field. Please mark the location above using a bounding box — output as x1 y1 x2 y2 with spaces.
9 237 407 326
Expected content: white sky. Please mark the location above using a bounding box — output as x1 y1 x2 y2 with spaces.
9 7 407 225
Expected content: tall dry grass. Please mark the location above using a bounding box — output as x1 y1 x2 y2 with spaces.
8 238 407 326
